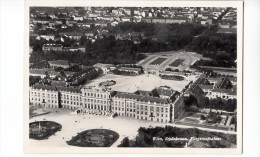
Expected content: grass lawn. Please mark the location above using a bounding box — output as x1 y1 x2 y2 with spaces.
67 129 119 147
149 57 167 65
170 59 185 67
29 121 62 140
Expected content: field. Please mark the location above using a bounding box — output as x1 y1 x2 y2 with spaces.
170 59 185 67
85 73 191 92
149 57 167 65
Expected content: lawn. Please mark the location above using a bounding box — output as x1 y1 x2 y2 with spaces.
169 59 185 67
149 57 167 65
29 121 62 140
182 118 200 124
66 129 119 147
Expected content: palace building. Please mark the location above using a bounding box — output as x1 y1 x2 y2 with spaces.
29 85 175 123
112 92 171 123
29 85 60 108
81 86 114 112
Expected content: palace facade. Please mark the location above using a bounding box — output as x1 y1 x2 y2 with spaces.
29 85 176 123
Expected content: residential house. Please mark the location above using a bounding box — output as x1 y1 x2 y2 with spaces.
42 44 63 51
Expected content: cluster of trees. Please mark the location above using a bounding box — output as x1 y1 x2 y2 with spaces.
29 60 50 69
111 69 140 76
205 111 222 123
111 22 206 37
30 21 236 68
64 65 82 72
165 68 180 72
70 68 101 86
193 59 236 68
187 33 237 68
30 37 147 65
30 22 208 65
118 126 236 148
184 95 237 112
29 76 41 86
159 74 185 81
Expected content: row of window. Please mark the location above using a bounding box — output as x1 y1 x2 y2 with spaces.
113 108 168 117
116 113 168 122
84 92 108 99
31 98 57 104
210 94 236 99
83 104 107 110
62 95 80 100
82 99 108 104
113 103 168 112
31 92 57 97
61 101 80 105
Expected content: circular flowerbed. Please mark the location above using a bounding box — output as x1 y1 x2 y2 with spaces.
29 121 62 140
99 80 116 87
67 129 119 147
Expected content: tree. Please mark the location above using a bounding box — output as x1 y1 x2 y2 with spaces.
200 115 206 120
118 137 130 147
197 95 209 108
29 76 41 86
184 95 197 109
150 89 159 97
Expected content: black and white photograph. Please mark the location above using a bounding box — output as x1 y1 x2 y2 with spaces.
23 0 243 154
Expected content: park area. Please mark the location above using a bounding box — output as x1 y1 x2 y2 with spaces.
66 129 119 147
176 111 233 131
29 121 62 140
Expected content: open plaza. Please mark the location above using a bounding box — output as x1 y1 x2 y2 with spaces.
85 73 196 93
29 108 236 147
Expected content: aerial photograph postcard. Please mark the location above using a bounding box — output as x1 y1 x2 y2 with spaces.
24 0 243 154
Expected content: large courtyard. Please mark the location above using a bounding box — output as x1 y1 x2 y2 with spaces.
85 73 192 92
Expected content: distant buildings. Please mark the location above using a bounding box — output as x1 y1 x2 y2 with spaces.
92 63 114 74
42 44 63 51
48 60 71 69
141 17 187 24
29 68 61 79
42 44 86 52
73 15 84 21
59 32 82 40
29 69 47 78
199 77 237 100
63 46 86 52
